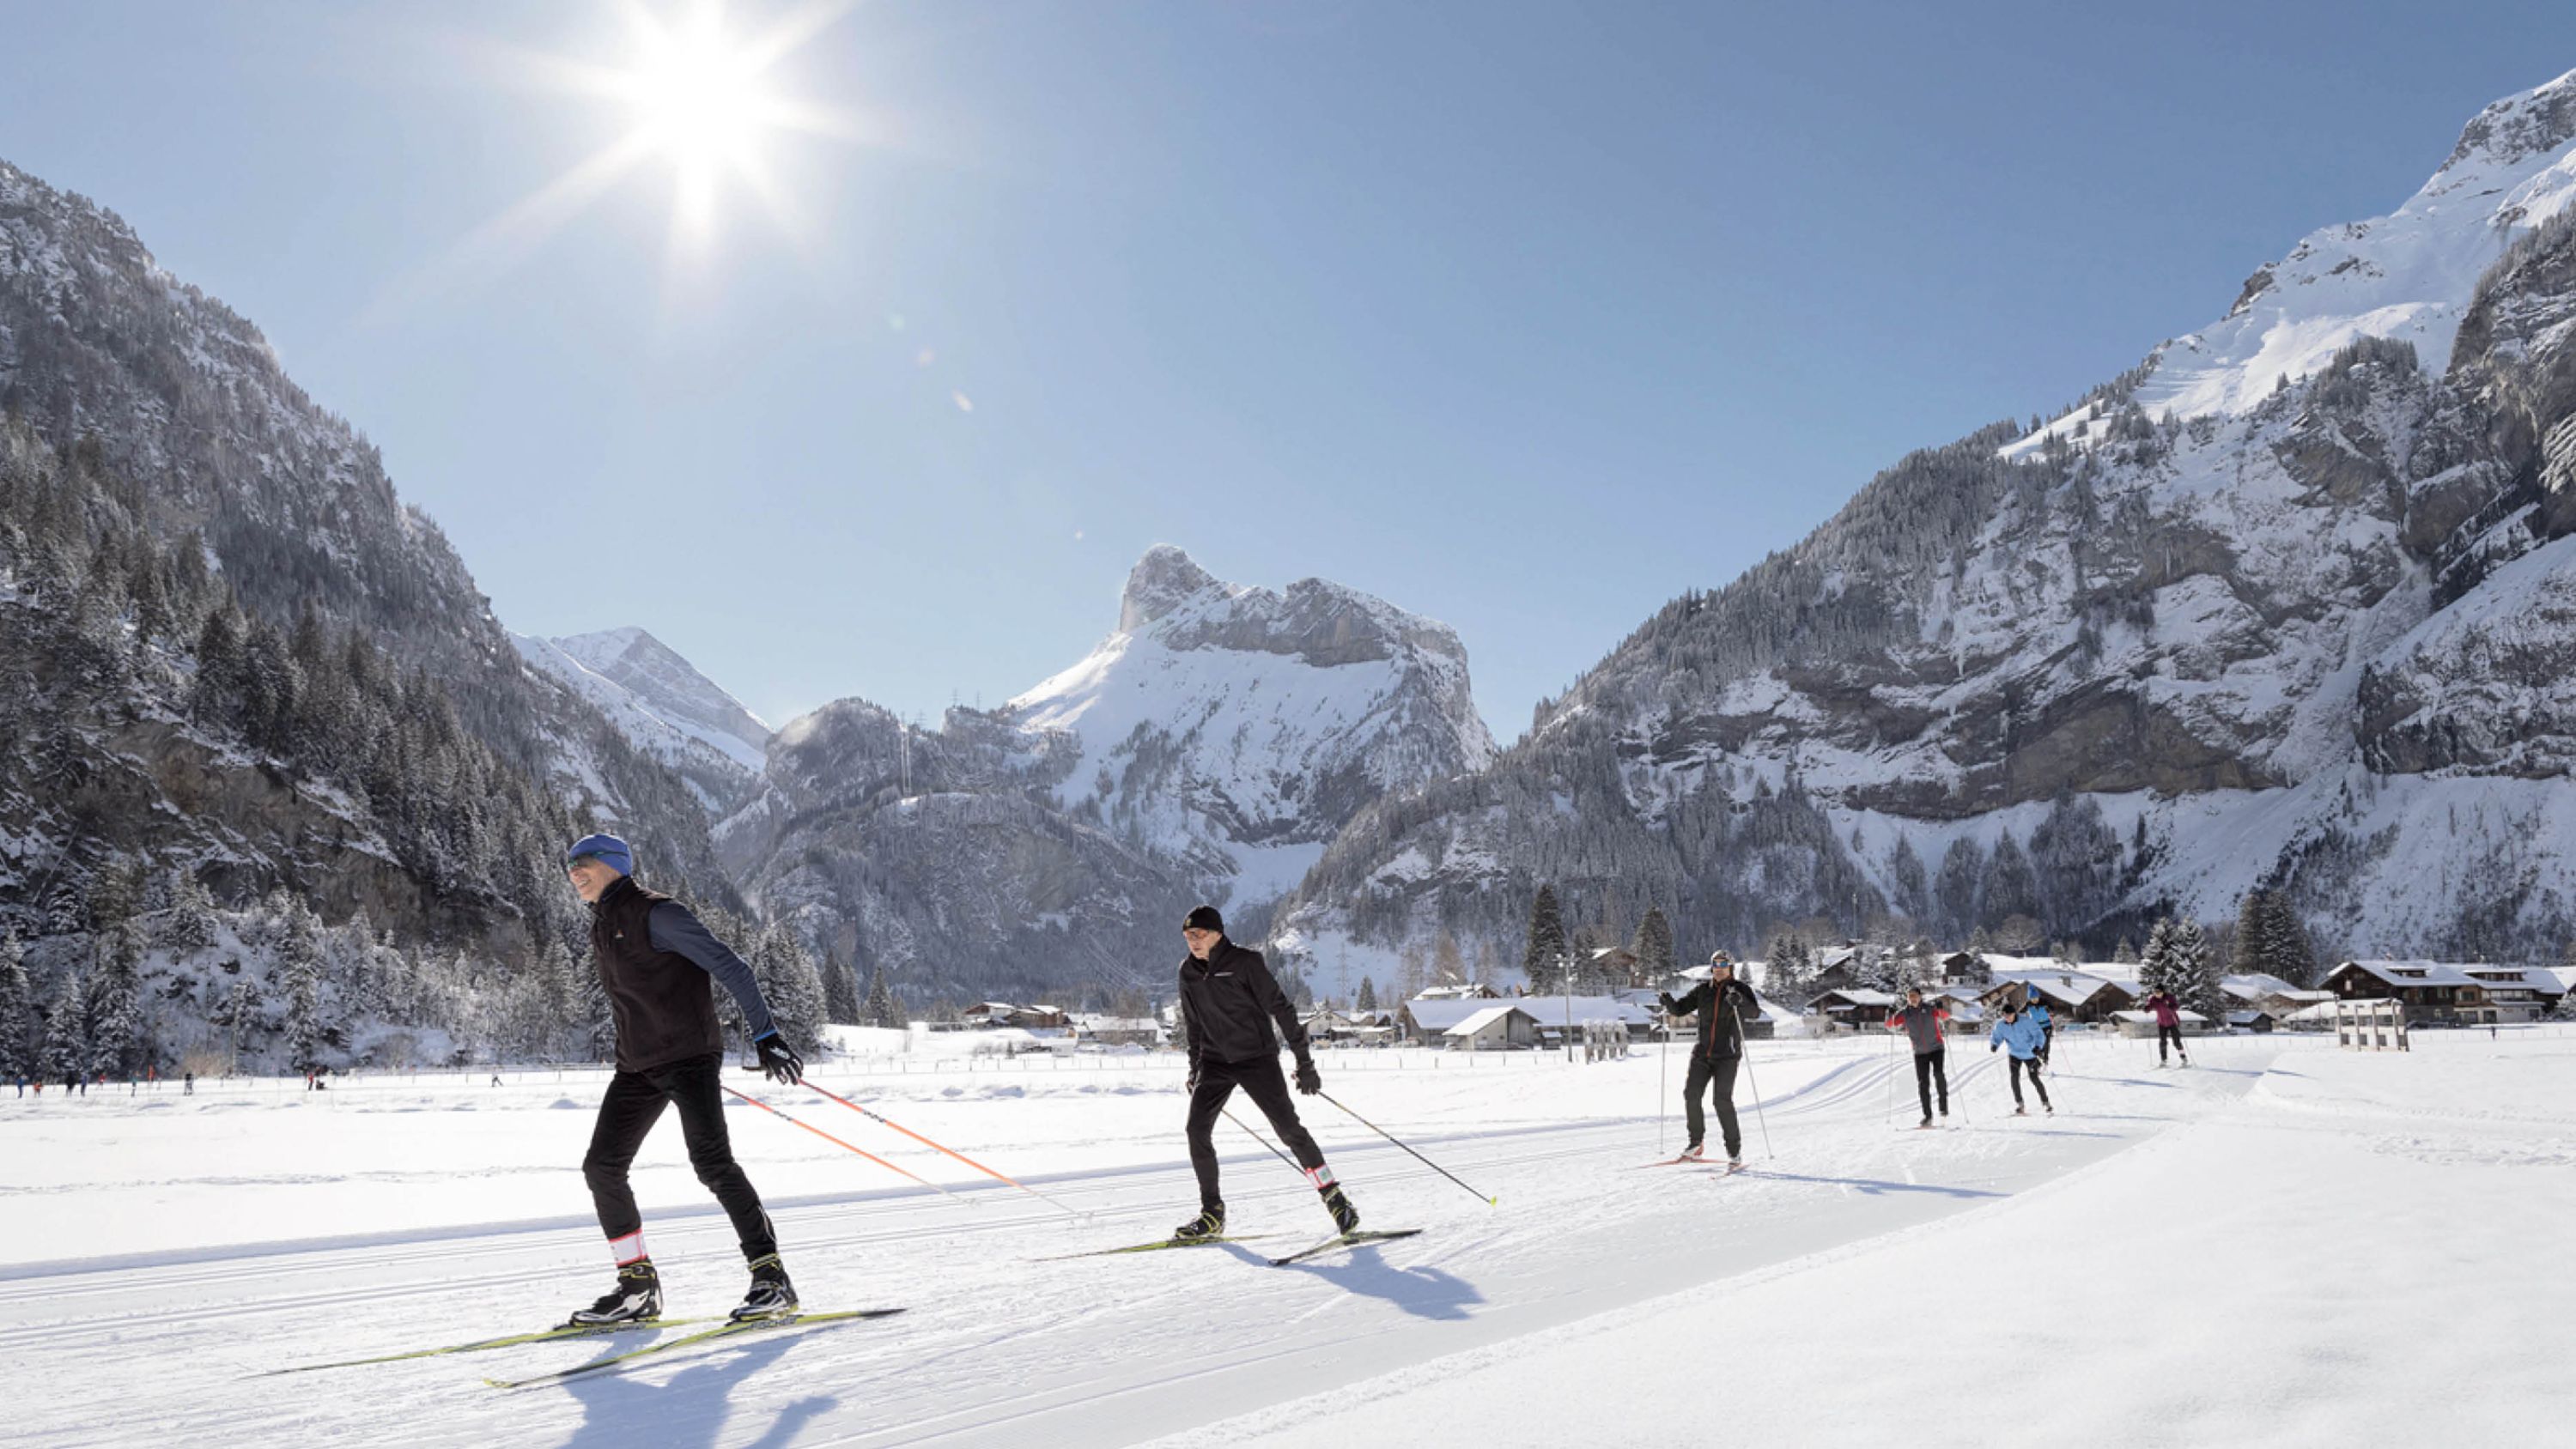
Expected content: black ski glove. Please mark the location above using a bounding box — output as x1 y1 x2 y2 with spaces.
755 1033 804 1086
1294 1060 1321 1095
1656 991 1678 1013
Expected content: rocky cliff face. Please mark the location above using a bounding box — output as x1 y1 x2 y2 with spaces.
1274 70 2576 996
513 627 772 815
720 547 1495 1000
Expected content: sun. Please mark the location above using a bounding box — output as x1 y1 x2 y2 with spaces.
615 6 792 236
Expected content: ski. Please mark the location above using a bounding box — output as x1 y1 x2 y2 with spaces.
483 1308 907 1390
1267 1228 1424 1267
261 1317 724 1375
1634 1155 1709 1168
1036 1234 1280 1262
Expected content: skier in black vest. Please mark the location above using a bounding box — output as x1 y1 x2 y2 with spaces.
1174 906 1359 1241
1658 951 1762 1167
562 834 806 1326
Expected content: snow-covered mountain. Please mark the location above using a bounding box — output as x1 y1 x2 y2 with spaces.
512 627 771 813
720 547 1493 998
0 155 734 1009
1005 546 1496 903
1275 68 2576 997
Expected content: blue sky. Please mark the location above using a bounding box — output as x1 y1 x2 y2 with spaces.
3 2 2573 740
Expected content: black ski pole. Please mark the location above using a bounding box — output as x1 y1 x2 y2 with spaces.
1223 1106 1304 1173
1317 1092 1497 1205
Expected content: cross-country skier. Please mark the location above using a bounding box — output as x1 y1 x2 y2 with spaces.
1883 985 1951 1127
1989 1002 2052 1115
2143 987 2190 1067
2025 991 2055 1068
1657 952 1762 1167
562 834 807 1327
1174 906 1358 1241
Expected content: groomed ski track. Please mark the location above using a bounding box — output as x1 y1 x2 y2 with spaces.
0 1036 2273 1446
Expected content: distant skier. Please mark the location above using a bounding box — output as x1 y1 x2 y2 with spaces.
2144 987 2189 1067
183 1071 195 1097
562 834 807 1327
1657 952 1762 1167
1174 906 1358 1241
2025 991 2055 1068
1989 1003 2052 1115
1883 985 1952 1127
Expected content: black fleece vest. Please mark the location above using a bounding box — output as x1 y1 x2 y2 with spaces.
589 878 726 1073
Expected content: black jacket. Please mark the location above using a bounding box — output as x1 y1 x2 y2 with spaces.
1178 939 1309 1070
1660 977 1762 1061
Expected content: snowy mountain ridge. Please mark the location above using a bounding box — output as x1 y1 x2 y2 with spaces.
511 627 771 812
1005 545 1497 902
1274 68 2576 997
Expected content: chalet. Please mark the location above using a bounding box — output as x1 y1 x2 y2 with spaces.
1978 967 2136 1023
2318 961 2562 1026
1300 1007 1397 1046
1520 994 1660 1047
2220 973 2333 1018
1805 987 1899 1031
1587 945 1644 988
1069 1015 1163 1047
1437 1003 1542 1052
959 1002 1070 1030
1414 983 1501 1002
1400 996 1497 1044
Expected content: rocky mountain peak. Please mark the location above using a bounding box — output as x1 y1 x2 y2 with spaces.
1119 544 1224 632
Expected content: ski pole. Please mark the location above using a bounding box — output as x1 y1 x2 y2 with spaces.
1883 1018 1898 1125
1317 1092 1497 1205
1222 1106 1305 1173
799 1080 1084 1218
720 1085 973 1205
1658 1022 1669 1156
1728 1000 1774 1160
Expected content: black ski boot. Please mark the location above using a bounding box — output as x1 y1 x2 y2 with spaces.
731 1253 798 1322
1174 1203 1225 1241
1321 1185 1360 1235
567 1260 662 1327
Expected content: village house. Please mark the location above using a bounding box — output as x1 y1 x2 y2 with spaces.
2317 961 2565 1026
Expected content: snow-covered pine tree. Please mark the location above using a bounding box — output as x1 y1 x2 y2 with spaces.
42 971 87 1082
2261 892 2317 986
864 967 895 1028
2136 918 2177 997
1632 908 1676 983
823 955 860 1025
160 870 219 954
750 924 827 1055
2113 937 2141 966
0 933 30 1079
88 919 143 1078
1520 885 1567 985
281 902 326 1073
1432 931 1468 987
1356 977 1378 1012
2172 918 2226 1026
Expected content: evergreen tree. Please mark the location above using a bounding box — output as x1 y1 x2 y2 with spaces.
1632 907 1676 983
0 933 30 1079
89 919 143 1077
1933 838 1984 940
1984 834 2040 927
823 955 861 1025
41 972 87 1082
281 903 326 1073
750 925 827 1054
1521 885 1568 985
2232 891 2271 979
2260 892 2317 985
161 870 218 953
1356 977 1378 1012
2136 918 2178 997
2170 918 2226 1025
2113 937 2141 966
864 967 895 1029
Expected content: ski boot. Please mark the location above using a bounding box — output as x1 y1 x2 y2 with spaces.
567 1260 663 1327
1174 1203 1226 1241
731 1253 798 1322
1321 1185 1360 1235
1724 1156 1746 1174
1675 1143 1706 1163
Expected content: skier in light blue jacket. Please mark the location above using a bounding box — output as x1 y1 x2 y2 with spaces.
1989 1004 2054 1116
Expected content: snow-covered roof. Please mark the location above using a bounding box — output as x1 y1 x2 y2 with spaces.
1521 995 1656 1028
2111 1009 2214 1024
1986 973 2122 1009
1403 997 1498 1031
2221 973 2307 997
1811 988 1899 1008
1445 1005 1537 1038
2327 960 2561 991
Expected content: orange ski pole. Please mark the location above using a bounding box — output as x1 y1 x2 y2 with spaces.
799 1080 1084 1218
721 1084 972 1206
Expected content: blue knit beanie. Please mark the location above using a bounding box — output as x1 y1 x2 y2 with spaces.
566 834 634 876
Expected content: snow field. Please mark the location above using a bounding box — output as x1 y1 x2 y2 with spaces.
3 1029 2555 1446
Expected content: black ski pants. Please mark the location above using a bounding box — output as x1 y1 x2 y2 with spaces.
1684 1053 1743 1158
1187 1054 1327 1210
583 1052 777 1264
1912 1048 1949 1118
2157 1025 2186 1062
2007 1055 2050 1110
